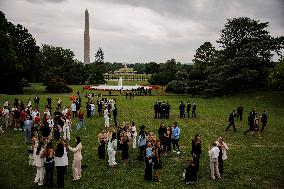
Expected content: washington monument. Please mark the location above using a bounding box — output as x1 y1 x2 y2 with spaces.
84 9 90 64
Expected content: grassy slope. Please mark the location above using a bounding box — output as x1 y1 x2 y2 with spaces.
0 84 283 189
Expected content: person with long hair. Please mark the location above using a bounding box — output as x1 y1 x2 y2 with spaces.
138 125 147 161
144 141 153 181
191 134 202 172
76 108 85 130
217 137 228 176
251 114 261 138
98 129 107 159
184 158 197 185
153 140 162 182
55 142 66 188
68 137 83 181
107 133 117 168
163 126 172 156
120 132 130 166
34 141 45 186
44 142 54 187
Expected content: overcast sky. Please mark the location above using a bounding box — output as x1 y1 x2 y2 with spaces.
1 0 283 63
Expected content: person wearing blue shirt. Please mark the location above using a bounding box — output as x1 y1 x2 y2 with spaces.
172 122 181 154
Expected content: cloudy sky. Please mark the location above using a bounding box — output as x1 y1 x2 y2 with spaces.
1 0 283 63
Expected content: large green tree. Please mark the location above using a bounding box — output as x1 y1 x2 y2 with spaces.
168 17 284 96
37 44 85 84
213 17 284 93
269 57 284 90
0 11 39 93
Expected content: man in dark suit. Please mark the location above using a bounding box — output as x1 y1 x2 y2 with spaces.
179 101 185 118
113 104 118 127
186 101 191 118
237 104 244 121
226 110 237 132
34 95 40 107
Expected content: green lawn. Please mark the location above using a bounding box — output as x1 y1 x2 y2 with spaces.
0 85 283 189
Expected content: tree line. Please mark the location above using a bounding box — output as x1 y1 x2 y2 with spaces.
0 11 283 95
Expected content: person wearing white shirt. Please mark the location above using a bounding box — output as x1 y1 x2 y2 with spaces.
3 99 8 107
63 119 71 141
55 143 67 188
107 133 117 168
68 137 83 180
208 142 221 180
71 102 77 118
131 123 137 149
2 107 10 129
34 142 45 186
104 108 110 128
90 102 95 116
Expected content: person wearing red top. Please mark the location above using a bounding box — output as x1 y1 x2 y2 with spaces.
76 108 85 130
20 110 27 130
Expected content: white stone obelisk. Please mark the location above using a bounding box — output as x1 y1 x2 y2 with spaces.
84 9 90 64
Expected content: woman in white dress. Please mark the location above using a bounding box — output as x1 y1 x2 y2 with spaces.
131 122 137 149
104 108 110 128
107 133 117 168
34 142 45 186
63 119 71 141
68 137 83 181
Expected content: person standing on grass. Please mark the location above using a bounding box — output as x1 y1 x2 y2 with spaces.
47 96 52 109
131 122 137 149
76 108 85 130
104 108 110 128
244 111 254 135
69 137 83 181
179 101 185 118
261 110 267 132
172 122 181 154
98 129 107 159
209 142 221 180
225 110 237 132
251 114 261 138
192 102 197 118
120 132 130 166
113 104 118 126
24 116 32 144
34 141 45 186
191 134 202 172
186 101 191 118
138 125 147 161
57 97 62 110
90 101 95 117
34 94 40 107
44 142 54 187
71 101 77 118
2 106 10 129
55 142 66 188
107 133 117 168
144 141 153 181
184 158 197 185
163 126 171 156
237 104 244 121
153 140 162 182
217 137 228 176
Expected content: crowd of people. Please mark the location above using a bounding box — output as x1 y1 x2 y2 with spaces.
225 105 268 138
0 95 269 187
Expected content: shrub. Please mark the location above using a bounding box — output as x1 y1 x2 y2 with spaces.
46 78 73 93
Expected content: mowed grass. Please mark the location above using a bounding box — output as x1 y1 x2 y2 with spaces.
0 84 284 189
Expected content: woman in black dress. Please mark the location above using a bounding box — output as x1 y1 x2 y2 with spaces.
184 158 197 185
191 134 202 172
98 129 107 159
120 133 129 165
153 140 162 182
